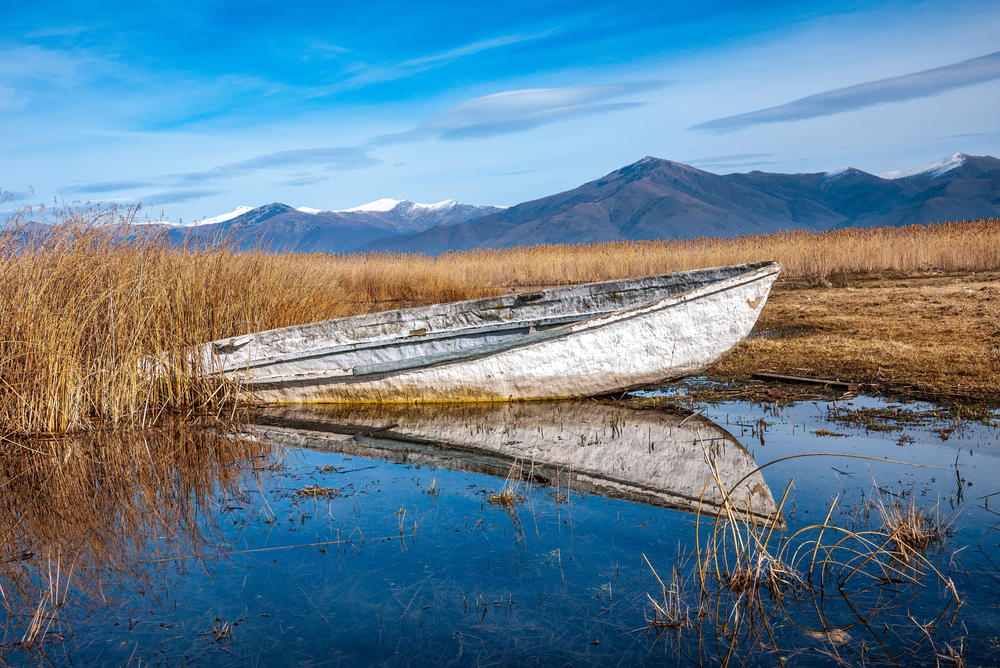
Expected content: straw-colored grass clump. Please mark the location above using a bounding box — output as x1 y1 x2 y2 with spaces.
875 489 954 558
0 206 347 434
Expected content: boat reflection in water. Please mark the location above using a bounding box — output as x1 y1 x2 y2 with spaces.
256 400 784 527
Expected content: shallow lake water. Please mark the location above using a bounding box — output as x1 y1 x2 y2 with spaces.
2 388 999 666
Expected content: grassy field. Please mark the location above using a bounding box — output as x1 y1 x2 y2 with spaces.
709 269 1000 406
1 206 998 435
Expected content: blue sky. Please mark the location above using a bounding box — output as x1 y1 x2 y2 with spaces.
2 0 999 222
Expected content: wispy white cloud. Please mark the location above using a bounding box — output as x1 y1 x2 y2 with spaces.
490 169 544 176
400 32 553 68
0 85 28 112
68 179 159 194
687 153 774 165
101 188 224 205
693 50 1000 133
175 147 380 182
299 30 557 98
25 25 97 38
64 147 378 201
275 175 332 187
371 81 664 144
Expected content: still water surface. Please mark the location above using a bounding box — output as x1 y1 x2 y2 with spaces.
2 389 998 666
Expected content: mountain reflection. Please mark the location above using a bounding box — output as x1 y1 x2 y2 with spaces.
256 400 783 526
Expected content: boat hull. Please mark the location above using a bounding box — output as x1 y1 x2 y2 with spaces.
207 262 781 403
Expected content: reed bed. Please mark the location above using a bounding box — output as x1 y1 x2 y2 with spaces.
0 207 349 434
328 218 1000 305
2 197 997 435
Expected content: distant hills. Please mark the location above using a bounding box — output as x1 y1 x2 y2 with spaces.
164 199 506 254
169 152 1000 254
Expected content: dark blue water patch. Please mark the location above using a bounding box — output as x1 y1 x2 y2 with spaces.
2 396 998 666
26 454 705 666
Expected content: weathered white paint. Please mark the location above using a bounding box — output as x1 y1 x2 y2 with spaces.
200 261 781 403
254 400 783 525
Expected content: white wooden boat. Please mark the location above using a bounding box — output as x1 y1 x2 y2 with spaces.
253 400 784 526
201 261 781 403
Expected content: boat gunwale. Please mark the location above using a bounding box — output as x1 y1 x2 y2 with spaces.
215 312 587 374
207 261 779 371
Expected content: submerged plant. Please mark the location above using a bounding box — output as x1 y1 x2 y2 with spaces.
873 484 954 558
488 458 526 509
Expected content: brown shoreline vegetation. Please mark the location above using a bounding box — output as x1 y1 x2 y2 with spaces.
706 269 1000 408
1 200 998 436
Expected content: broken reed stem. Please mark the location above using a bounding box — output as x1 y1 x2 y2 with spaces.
809 492 840 584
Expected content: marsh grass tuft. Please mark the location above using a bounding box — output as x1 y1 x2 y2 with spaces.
874 485 954 558
293 485 341 499
488 459 526 509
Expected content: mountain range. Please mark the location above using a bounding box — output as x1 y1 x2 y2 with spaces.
169 152 1000 254
164 199 506 253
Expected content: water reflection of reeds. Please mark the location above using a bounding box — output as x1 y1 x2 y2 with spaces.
0 420 275 657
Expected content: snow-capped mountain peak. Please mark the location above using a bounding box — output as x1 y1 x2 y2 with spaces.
185 205 254 227
878 153 971 180
333 198 461 213
822 166 851 180
340 198 402 213
417 198 460 212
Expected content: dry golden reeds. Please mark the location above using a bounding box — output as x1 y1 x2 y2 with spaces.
3 195 997 435
325 218 1000 305
488 458 526 508
874 486 954 559
0 204 347 434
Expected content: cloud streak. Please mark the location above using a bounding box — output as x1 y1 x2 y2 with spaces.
371 81 664 145
693 50 1000 133
299 31 556 99
176 147 380 182
687 153 774 165
68 179 158 194
100 188 224 206
64 147 379 203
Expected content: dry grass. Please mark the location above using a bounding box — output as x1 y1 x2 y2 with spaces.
874 486 954 559
323 219 1000 307
3 197 998 435
0 207 348 434
710 269 1000 404
488 458 526 508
